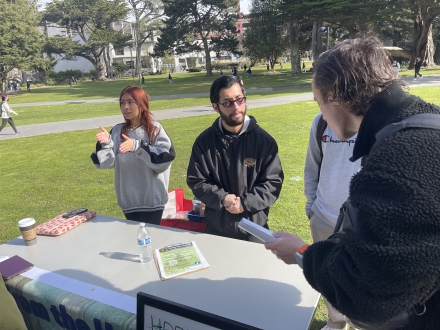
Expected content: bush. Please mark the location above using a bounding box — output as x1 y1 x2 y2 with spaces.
258 70 284 76
187 68 202 72
43 77 56 86
112 62 127 75
46 70 83 84
211 61 239 70
89 69 97 78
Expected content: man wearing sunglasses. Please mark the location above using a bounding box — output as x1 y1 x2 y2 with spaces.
187 75 284 241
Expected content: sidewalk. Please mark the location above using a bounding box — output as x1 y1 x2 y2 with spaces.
1 75 439 140
0 92 314 140
10 85 309 108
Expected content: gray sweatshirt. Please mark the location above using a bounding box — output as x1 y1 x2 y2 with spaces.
93 121 175 214
304 114 361 227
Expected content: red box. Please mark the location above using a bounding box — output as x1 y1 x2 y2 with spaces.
173 188 194 213
160 188 207 233
160 219 207 233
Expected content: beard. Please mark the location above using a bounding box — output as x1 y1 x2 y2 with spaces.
219 105 247 127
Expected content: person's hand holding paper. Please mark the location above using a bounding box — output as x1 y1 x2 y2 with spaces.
264 232 307 265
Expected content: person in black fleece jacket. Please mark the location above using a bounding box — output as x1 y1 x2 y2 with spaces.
187 75 283 241
265 37 440 329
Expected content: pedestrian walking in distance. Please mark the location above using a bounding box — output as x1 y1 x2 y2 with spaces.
0 95 21 135
414 57 423 80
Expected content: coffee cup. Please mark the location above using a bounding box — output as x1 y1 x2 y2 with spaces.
18 218 37 246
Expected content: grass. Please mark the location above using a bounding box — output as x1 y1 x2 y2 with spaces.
10 89 311 125
0 101 319 241
8 63 313 104
397 67 440 77
8 84 437 127
0 98 328 328
1 82 440 329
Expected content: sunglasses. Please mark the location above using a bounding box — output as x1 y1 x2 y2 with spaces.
217 96 246 108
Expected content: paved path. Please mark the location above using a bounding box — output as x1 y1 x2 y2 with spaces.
1 75 439 140
10 85 309 108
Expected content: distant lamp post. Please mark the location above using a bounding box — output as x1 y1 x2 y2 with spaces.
129 43 134 81
318 27 330 51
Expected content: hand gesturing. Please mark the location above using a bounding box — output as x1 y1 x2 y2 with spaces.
119 134 134 153
96 126 110 144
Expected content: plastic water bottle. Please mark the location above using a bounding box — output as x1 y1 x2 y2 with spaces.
137 223 152 263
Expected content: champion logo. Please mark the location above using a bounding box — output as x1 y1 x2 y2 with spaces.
321 135 356 147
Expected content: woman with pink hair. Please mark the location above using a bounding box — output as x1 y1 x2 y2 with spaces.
91 86 176 224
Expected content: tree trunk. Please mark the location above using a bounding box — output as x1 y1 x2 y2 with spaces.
103 47 110 77
95 55 106 81
312 20 323 63
270 60 275 70
136 45 141 85
434 41 440 65
1 73 6 94
409 12 435 69
289 18 301 74
202 37 212 76
424 26 435 67
106 46 113 78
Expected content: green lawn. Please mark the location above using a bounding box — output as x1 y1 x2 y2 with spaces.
1 83 440 330
9 84 437 127
11 89 311 125
398 67 440 77
0 98 327 328
9 64 313 104
0 100 319 243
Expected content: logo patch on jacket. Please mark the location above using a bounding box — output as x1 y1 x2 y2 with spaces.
244 158 256 167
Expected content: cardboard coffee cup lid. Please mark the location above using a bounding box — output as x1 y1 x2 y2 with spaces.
18 218 36 228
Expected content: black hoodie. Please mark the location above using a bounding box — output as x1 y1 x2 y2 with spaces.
187 115 284 240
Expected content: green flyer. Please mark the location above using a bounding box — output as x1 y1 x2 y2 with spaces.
154 241 209 280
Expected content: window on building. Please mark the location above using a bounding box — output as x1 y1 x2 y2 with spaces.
126 61 134 69
178 58 186 63
115 48 124 55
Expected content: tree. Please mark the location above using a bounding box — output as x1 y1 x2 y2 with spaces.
43 0 131 80
0 0 51 92
157 0 239 76
126 0 164 82
112 62 128 75
243 0 290 71
279 0 402 61
211 35 243 61
407 0 440 68
432 18 440 64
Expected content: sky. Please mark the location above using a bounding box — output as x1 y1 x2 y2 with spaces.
240 0 251 14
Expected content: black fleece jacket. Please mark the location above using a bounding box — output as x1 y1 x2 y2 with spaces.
303 82 440 329
187 116 283 240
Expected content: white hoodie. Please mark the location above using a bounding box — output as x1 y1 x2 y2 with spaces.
304 113 362 227
1 101 18 119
